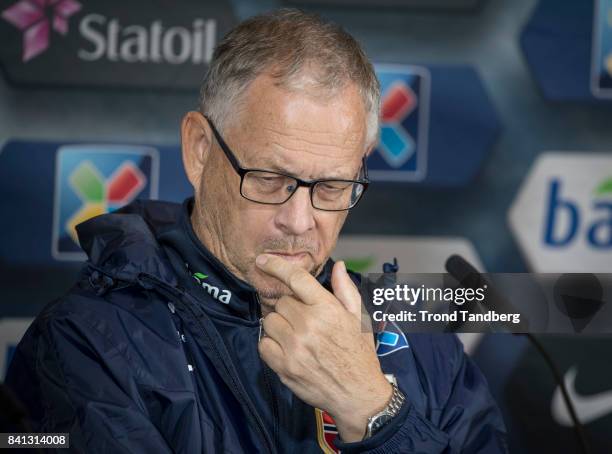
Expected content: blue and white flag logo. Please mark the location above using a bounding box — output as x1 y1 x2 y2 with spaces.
376 321 410 357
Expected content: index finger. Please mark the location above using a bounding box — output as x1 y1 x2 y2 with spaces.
255 254 331 304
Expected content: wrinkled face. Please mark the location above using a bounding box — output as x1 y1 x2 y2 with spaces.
182 73 369 305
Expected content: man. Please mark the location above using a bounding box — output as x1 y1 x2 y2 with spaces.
6 9 507 453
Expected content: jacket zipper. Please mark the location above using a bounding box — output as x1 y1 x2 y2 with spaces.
139 273 276 454
258 297 280 451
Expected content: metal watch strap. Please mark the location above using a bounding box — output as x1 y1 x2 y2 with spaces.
363 381 406 440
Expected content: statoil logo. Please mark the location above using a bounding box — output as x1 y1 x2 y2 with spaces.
2 0 217 64
52 144 159 261
1 0 81 61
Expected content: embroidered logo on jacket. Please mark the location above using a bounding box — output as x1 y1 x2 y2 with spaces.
315 408 340 454
192 272 232 304
375 320 410 357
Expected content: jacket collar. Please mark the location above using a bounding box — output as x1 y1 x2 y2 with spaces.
76 199 180 286
77 197 335 321
157 198 335 321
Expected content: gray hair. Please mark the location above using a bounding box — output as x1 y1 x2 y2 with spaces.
199 8 380 148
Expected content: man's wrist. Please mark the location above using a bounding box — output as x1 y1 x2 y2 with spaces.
363 382 406 440
332 377 394 443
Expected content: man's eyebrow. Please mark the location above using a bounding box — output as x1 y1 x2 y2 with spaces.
264 161 295 174
249 160 300 177
247 151 360 179
260 161 357 180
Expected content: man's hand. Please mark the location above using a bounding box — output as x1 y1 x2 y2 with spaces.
255 254 393 442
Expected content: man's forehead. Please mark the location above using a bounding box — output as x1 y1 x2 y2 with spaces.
238 74 366 139
262 122 363 152
249 148 361 179
228 74 367 177
236 130 364 180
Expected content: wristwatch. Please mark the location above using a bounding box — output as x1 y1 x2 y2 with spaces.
363 375 406 440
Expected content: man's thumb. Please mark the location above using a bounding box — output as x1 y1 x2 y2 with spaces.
331 261 361 317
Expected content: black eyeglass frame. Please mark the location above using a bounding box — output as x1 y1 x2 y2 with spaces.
204 115 370 211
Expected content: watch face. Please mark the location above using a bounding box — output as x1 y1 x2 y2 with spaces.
372 413 393 432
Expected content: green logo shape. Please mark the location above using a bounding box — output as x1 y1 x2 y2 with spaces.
343 256 375 273
193 272 208 283
594 177 612 196
69 161 104 202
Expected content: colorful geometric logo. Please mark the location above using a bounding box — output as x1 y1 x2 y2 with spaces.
52 145 159 260
592 0 612 97
1 0 82 62
369 64 430 182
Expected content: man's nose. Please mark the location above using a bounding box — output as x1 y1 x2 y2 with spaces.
274 187 316 235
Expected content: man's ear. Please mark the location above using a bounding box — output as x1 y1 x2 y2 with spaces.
181 111 213 191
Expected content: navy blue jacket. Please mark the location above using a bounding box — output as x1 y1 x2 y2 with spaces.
6 199 507 453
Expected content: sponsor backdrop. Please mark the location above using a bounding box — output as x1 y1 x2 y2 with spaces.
521 0 612 102
1 0 611 452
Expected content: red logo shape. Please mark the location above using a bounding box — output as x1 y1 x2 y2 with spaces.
381 82 417 123
107 162 146 206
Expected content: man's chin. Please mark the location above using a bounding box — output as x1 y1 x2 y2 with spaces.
247 259 320 300
252 278 292 301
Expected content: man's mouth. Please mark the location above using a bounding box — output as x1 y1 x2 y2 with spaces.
266 251 310 262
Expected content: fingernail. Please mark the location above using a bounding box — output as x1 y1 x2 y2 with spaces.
256 254 269 266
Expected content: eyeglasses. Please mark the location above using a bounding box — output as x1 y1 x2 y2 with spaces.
204 115 369 211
